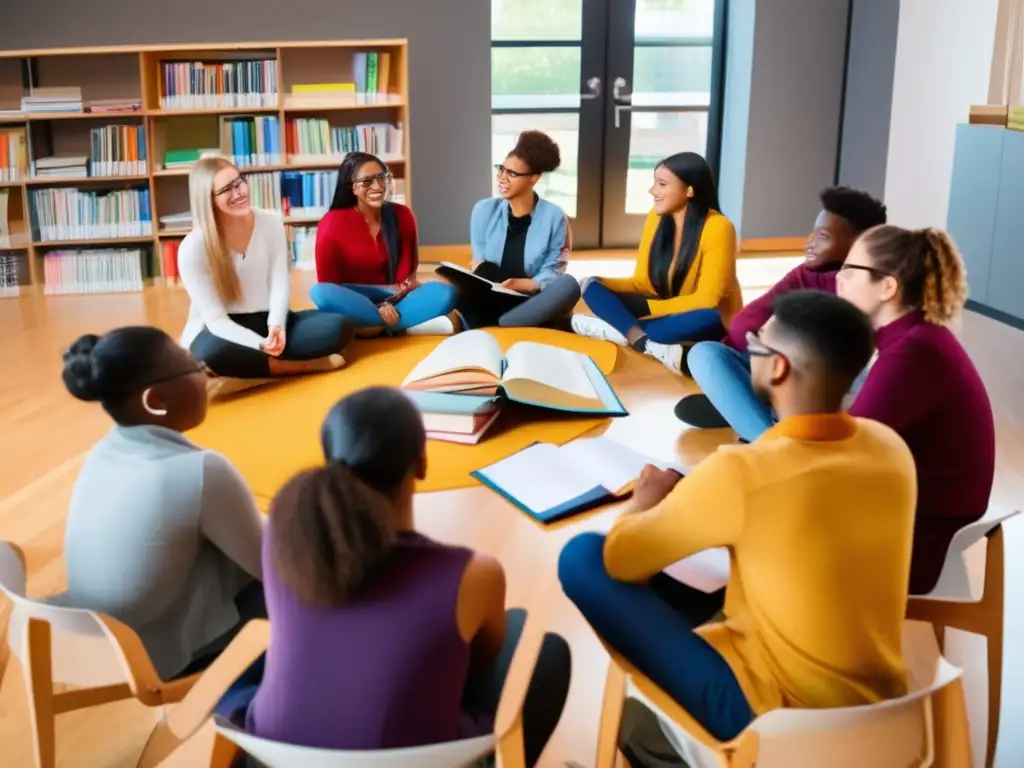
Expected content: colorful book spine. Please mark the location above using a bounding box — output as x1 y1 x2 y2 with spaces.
42 248 146 294
31 187 153 241
88 123 148 176
159 59 278 109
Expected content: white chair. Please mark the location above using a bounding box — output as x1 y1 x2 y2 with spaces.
206 608 547 768
0 541 267 768
906 506 1020 767
593 632 973 768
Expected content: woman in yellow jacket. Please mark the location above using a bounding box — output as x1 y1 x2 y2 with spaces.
572 152 742 374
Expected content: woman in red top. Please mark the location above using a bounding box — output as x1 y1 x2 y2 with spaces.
310 152 458 335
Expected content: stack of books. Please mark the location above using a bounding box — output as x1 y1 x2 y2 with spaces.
405 391 501 445
33 156 89 179
22 87 83 114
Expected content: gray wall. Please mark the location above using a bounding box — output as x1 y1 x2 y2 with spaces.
0 0 491 246
718 0 850 240
837 0 900 199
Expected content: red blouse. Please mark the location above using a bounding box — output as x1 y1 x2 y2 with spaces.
315 204 419 286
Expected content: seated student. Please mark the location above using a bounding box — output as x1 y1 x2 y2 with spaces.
571 152 740 373
559 290 916 756
58 326 266 682
236 387 571 765
458 130 581 329
675 186 888 431
837 225 994 595
310 152 458 335
179 155 354 380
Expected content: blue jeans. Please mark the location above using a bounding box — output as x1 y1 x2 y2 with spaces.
558 533 753 742
583 279 726 344
310 281 457 332
688 341 872 442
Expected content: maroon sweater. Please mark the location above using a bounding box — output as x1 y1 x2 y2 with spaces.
725 263 839 350
849 311 995 594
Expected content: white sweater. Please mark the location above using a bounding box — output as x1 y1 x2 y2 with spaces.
178 208 291 350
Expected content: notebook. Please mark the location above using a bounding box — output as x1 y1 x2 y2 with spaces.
436 261 528 298
471 435 685 523
401 329 627 416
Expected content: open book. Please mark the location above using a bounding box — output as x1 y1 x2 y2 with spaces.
401 329 627 416
436 261 528 298
472 435 686 523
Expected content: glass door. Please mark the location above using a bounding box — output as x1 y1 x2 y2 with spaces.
490 0 725 250
600 0 727 248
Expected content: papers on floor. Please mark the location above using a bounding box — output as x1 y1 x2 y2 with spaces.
663 548 731 594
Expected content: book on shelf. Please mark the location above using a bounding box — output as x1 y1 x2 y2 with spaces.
33 156 89 178
160 58 278 110
0 252 21 298
472 436 686 524
220 115 282 167
85 98 142 113
286 224 317 270
403 391 502 444
401 329 627 416
435 262 529 298
285 50 397 107
281 170 336 217
161 240 180 285
0 189 10 236
285 118 403 163
159 211 192 231
163 148 221 170
43 248 146 294
246 171 283 211
87 123 148 176
0 127 28 181
22 87 83 113
31 187 152 241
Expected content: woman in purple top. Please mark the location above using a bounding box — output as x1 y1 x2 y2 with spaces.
227 386 570 765
837 225 995 594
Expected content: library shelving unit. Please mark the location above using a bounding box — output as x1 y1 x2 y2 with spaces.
0 39 410 296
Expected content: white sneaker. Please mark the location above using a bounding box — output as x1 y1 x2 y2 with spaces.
406 315 455 336
570 314 628 346
644 341 684 373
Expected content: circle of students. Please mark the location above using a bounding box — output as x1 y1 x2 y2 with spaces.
55 128 993 764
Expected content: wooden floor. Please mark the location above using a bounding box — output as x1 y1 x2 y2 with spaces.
1 255 1023 767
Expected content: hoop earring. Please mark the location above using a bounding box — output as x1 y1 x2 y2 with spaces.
142 388 168 417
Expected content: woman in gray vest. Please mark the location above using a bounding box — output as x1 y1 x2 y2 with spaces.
59 326 266 680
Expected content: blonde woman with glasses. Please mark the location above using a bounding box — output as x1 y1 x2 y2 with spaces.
178 155 355 380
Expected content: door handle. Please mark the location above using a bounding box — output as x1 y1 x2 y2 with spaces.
580 76 602 100
612 76 632 104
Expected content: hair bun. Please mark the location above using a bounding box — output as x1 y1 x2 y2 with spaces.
61 334 103 402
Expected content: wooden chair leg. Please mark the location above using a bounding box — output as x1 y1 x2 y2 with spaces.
25 618 56 768
982 525 1005 768
596 663 627 768
986 627 1003 768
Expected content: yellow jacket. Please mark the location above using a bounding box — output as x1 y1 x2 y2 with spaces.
604 413 916 714
601 209 742 322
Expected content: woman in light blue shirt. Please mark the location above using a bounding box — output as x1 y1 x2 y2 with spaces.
456 130 581 330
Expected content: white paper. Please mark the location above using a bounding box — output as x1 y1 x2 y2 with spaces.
503 342 597 401
478 443 599 513
558 436 660 493
401 329 504 386
663 548 731 594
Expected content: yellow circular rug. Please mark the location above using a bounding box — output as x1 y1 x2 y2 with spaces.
186 327 620 497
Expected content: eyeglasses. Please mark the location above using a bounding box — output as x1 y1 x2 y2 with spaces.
352 172 393 190
213 175 247 197
494 164 531 179
840 263 891 278
145 358 214 388
745 331 783 358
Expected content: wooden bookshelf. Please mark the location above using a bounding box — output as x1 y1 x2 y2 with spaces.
0 39 411 296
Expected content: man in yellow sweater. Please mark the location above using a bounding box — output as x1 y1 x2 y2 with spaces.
559 289 916 751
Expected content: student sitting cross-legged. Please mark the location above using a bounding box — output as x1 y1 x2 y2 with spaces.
57 326 266 682
457 130 581 330
571 152 741 373
225 387 571 765
310 152 458 336
675 185 888 430
559 290 916 760
179 155 355 381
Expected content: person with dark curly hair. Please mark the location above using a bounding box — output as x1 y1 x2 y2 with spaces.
56 326 266 682
310 152 459 335
571 152 741 374
457 130 581 330
675 186 888 432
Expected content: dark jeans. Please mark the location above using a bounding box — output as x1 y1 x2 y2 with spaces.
214 607 571 767
456 261 580 331
190 310 354 379
558 533 752 742
177 580 268 679
582 279 726 344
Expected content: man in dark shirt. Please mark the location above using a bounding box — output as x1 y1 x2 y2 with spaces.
674 186 887 434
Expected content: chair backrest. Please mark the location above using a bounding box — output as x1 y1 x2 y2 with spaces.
0 541 128 687
213 716 496 768
562 215 574 256
642 656 965 768
927 507 1021 600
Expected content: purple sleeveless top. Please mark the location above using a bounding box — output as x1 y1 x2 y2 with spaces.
246 529 474 749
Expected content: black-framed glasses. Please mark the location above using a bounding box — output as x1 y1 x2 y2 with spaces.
213 175 247 197
352 172 393 190
840 263 892 279
746 331 783 358
145 358 214 388
494 164 531 179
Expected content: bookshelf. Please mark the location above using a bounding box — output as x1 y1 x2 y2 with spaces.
0 39 411 297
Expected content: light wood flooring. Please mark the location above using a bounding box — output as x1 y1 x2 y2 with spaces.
1 255 1023 767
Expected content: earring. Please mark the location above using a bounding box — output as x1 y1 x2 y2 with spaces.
142 388 168 417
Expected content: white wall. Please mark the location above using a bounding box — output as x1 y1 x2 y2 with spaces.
885 0 1000 229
